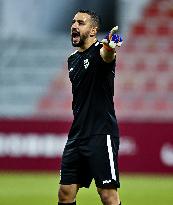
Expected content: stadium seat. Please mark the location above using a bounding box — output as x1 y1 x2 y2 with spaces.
143 78 158 92
132 23 148 36
168 43 173 52
153 98 168 111
166 8 173 18
156 59 170 72
130 98 145 110
134 58 147 71
156 24 172 36
167 80 173 92
143 5 160 18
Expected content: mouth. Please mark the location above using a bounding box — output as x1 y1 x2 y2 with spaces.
71 31 80 42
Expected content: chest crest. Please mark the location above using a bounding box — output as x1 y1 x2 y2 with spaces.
84 58 90 69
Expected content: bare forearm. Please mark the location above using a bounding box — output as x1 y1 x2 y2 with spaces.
100 46 116 63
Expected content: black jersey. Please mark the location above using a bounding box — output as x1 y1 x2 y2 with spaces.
67 41 119 140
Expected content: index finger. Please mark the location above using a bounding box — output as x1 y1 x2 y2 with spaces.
109 26 119 40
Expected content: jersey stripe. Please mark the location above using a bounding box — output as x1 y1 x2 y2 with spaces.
107 135 117 181
69 50 78 57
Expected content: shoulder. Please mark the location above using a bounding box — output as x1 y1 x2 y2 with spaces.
88 41 102 56
94 41 103 50
69 50 78 57
68 50 78 61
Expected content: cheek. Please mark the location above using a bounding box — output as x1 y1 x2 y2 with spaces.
82 27 91 36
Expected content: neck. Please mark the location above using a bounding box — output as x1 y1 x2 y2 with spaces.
78 37 97 52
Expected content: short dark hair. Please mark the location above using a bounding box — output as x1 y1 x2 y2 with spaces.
76 9 101 31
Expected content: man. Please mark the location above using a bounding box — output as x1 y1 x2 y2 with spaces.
58 10 123 205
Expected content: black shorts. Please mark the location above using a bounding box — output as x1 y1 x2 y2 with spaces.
59 134 120 189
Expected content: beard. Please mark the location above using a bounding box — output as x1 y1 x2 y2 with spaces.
71 30 90 47
71 36 85 47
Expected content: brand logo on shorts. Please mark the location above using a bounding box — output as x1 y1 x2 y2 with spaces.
103 180 111 184
84 59 89 69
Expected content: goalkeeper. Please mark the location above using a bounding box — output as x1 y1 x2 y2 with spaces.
58 9 123 205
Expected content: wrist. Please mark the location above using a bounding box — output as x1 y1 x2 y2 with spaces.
103 44 114 52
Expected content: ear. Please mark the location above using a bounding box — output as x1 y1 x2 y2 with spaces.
90 27 98 37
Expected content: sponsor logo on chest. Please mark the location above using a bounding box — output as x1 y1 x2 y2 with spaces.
84 59 89 69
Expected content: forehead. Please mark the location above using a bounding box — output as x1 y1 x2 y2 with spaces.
73 12 91 22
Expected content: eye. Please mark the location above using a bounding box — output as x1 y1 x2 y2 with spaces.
71 20 76 25
78 21 85 25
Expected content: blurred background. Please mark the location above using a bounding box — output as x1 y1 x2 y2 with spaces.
0 0 173 205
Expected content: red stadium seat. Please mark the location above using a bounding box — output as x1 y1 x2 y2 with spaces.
122 36 139 52
153 99 168 111
156 60 170 72
145 42 158 53
122 80 134 92
132 23 148 36
130 98 145 110
168 43 173 52
156 24 172 36
167 80 173 92
143 78 158 92
165 6 173 18
134 59 147 71
116 59 125 70
143 4 160 18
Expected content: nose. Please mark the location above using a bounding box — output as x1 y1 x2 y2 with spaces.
72 21 78 29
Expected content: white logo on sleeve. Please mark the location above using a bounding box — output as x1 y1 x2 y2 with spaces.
103 180 112 184
84 59 89 69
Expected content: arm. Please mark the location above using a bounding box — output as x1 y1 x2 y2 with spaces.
100 26 123 63
100 45 116 63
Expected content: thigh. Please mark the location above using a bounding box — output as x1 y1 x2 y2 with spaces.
60 139 92 188
60 139 80 185
89 134 120 189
